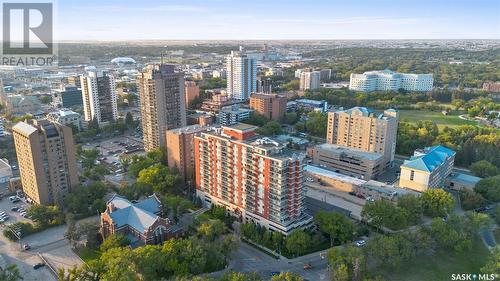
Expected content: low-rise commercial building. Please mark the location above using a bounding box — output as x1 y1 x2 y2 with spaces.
46 109 82 130
311 143 385 180
218 105 253 126
445 173 481 192
52 86 83 108
399 145 455 192
288 99 328 112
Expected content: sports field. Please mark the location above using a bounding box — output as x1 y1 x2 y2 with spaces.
399 110 478 129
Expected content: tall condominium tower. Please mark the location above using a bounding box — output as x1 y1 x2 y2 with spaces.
226 51 257 100
326 107 399 168
138 64 186 152
194 123 312 234
299 70 321 91
13 120 78 205
80 70 118 125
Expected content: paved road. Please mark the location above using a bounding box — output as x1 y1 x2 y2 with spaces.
480 229 497 248
214 241 331 281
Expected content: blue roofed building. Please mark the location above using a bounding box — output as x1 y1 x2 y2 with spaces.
399 145 455 192
100 194 180 246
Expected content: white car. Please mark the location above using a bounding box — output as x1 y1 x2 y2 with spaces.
355 240 366 247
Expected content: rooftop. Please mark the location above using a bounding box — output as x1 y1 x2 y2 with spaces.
223 122 257 132
305 165 367 186
316 143 383 161
105 194 162 234
447 173 481 185
402 145 455 172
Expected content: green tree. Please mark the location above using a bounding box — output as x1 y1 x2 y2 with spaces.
99 247 139 281
64 213 80 248
314 211 354 246
475 175 500 202
285 230 311 257
459 190 487 210
197 219 226 241
27 205 64 229
481 245 500 274
78 222 100 249
397 194 423 224
125 112 134 128
470 160 498 178
219 272 262 281
137 164 181 194
420 189 455 217
256 121 283 136
361 200 410 230
0 264 22 281
271 272 304 281
99 234 130 252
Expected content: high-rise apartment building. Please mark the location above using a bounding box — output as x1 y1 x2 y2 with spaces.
226 51 257 100
184 81 200 108
80 70 118 125
326 107 399 168
299 70 321 91
194 123 312 234
249 93 287 120
138 64 186 152
349 70 433 92
166 125 209 181
12 120 78 205
256 77 273 94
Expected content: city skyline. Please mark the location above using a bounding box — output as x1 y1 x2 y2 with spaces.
57 0 500 40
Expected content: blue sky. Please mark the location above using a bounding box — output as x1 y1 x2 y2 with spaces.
56 0 500 40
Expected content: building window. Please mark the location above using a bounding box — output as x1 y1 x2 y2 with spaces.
410 170 415 181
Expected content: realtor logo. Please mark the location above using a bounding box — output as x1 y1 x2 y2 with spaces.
1 2 56 66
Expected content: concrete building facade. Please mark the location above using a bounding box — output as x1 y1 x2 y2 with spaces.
166 125 209 181
399 146 455 192
226 51 257 100
184 81 200 108
46 109 82 130
138 64 186 152
12 120 78 205
311 143 385 180
249 93 287 120
349 70 433 92
80 70 118 125
300 70 321 91
326 107 399 169
194 123 312 234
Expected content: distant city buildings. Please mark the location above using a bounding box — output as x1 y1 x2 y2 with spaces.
52 86 83 108
80 70 118 125
194 123 312 234
218 105 253 126
249 93 287 120
184 81 200 108
13 120 78 205
166 125 209 181
138 64 186 152
326 107 399 169
349 70 433 92
399 145 455 192
0 94 41 115
46 109 82 130
299 70 321 91
226 51 257 100
482 82 500 93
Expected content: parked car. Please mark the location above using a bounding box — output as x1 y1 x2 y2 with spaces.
33 263 45 270
11 207 19 211
303 263 313 270
23 244 31 250
355 240 366 247
348 191 356 196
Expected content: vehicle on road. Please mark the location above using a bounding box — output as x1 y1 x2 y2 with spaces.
33 263 45 270
303 263 313 270
355 240 366 247
11 207 19 211
23 244 31 250
270 272 280 276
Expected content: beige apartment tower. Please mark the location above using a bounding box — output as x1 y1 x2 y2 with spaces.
326 107 399 168
139 64 186 152
165 125 209 182
249 93 287 120
12 120 78 205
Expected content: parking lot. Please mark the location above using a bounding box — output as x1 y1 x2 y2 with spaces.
81 135 145 172
0 193 33 227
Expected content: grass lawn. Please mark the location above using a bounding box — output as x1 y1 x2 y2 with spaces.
399 110 477 129
74 246 101 263
372 238 491 281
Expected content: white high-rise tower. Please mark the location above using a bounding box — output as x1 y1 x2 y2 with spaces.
226 51 256 100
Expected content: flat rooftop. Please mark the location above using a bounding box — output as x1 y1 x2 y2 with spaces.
316 143 383 161
224 122 258 132
305 165 367 186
